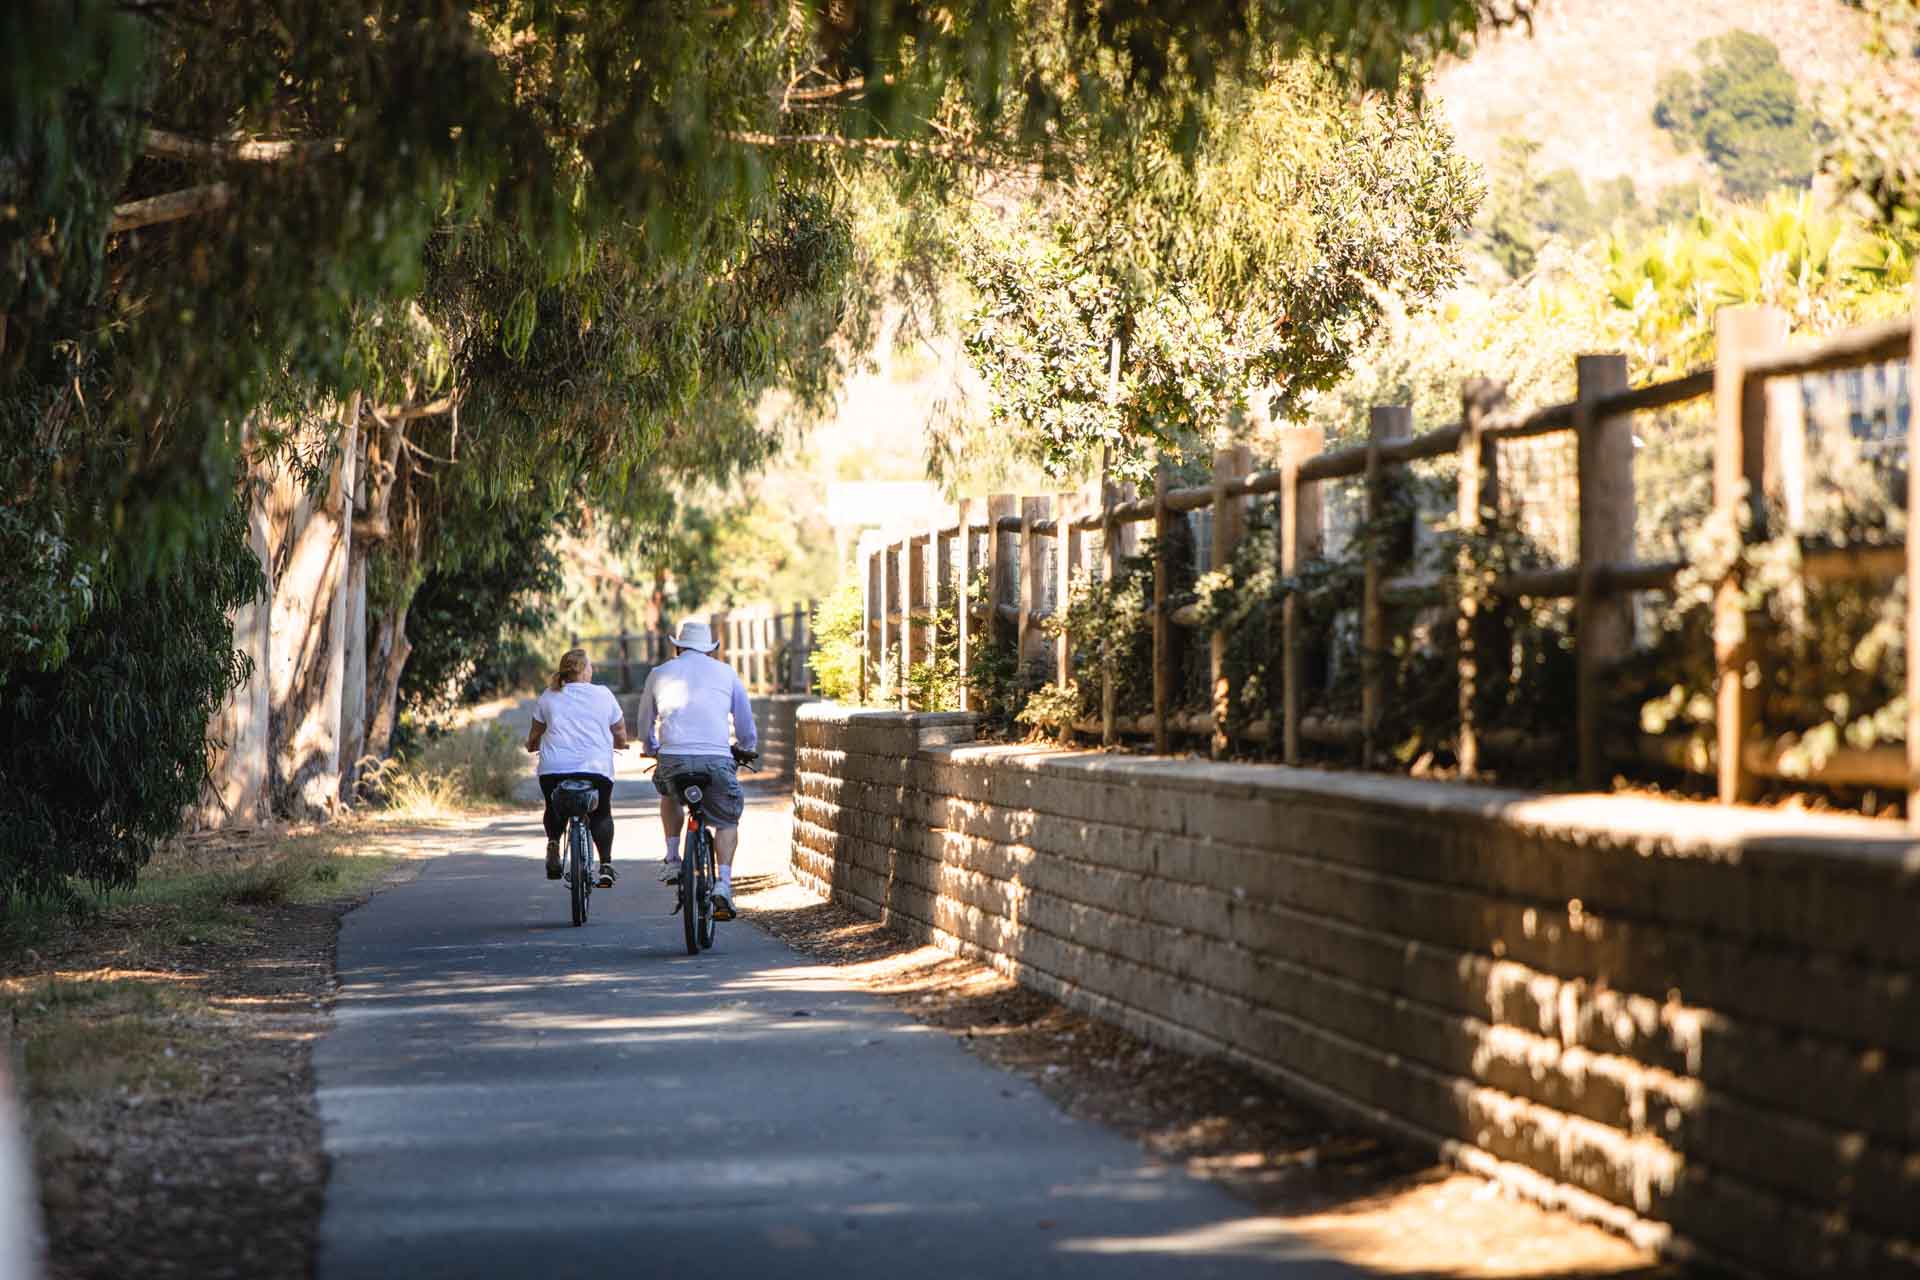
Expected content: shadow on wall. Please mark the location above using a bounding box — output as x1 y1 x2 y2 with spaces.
790 703 1920 1278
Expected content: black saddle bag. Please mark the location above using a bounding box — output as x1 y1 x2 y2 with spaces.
550 779 599 819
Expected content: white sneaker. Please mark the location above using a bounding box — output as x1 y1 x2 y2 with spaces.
658 856 682 883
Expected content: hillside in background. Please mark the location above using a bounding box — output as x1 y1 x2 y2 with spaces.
1431 0 1878 198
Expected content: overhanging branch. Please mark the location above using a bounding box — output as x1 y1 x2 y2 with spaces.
143 128 345 164
110 182 232 233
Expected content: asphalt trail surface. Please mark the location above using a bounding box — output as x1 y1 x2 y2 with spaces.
315 780 1363 1279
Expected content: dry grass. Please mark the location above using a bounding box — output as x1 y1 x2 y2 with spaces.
0 820 432 1279
359 722 527 818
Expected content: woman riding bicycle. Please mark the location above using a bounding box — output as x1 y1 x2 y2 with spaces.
525 648 632 886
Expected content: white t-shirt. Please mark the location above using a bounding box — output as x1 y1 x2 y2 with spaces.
532 681 624 778
634 652 757 757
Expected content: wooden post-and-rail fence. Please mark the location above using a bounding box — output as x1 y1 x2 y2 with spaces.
858 302 1920 827
575 599 817 697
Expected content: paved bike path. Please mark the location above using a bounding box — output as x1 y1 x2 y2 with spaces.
315 785 1363 1279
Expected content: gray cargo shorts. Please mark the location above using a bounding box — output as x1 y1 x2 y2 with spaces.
652 754 746 828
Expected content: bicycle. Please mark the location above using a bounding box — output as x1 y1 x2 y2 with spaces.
668 749 758 956
548 779 600 927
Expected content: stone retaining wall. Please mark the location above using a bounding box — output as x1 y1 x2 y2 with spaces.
749 694 810 781
791 704 1920 1277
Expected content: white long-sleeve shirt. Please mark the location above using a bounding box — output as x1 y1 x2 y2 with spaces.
634 652 757 757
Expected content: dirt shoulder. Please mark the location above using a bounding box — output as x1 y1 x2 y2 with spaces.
736 870 1699 1280
0 820 441 1280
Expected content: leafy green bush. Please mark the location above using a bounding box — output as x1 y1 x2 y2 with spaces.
0 501 262 907
808 583 867 703
1654 31 1817 199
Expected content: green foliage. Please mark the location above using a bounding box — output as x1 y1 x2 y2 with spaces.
0 504 261 908
1653 31 1817 199
962 627 1036 736
809 584 869 703
1016 681 1084 742
1824 0 1920 232
956 69 1480 483
400 509 565 714
1053 550 1157 723
1478 138 1653 277
1624 429 1908 776
904 610 967 713
1306 189 1913 455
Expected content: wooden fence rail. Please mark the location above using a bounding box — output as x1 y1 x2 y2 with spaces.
858 303 1920 826
576 598 817 697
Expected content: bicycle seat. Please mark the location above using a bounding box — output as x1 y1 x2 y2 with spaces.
552 779 599 817
673 770 713 801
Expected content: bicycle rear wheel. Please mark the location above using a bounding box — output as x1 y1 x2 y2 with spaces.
569 820 590 927
679 826 701 955
695 830 717 951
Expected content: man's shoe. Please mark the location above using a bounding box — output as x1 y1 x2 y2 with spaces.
545 839 562 880
597 861 617 889
711 891 736 922
658 857 682 884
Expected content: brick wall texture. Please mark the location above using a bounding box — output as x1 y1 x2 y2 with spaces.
790 705 1920 1277
748 695 810 781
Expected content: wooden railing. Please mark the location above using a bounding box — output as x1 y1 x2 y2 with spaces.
576 599 818 696
859 303 1919 822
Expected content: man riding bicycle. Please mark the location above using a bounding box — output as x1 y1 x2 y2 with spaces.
633 619 758 921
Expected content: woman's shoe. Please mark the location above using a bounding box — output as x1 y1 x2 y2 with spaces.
545 839 562 880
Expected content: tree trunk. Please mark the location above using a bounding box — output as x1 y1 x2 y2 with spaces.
364 603 412 764
266 417 356 820
338 549 369 801
338 423 372 803
195 481 273 828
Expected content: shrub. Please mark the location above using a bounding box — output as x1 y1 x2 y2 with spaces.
1653 31 1816 199
359 723 526 817
808 582 867 702
0 500 261 908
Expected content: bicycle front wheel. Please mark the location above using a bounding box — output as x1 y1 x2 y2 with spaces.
569 820 590 927
695 830 717 951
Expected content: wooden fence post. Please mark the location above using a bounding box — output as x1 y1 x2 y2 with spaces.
1908 294 1920 830
956 498 974 712
1362 407 1411 768
1714 305 1789 805
935 515 954 709
1280 427 1323 766
796 601 812 693
893 538 911 710
1019 496 1050 676
1100 470 1120 746
878 543 895 704
1576 354 1634 788
907 533 928 706
1152 459 1172 755
987 494 1019 658
1057 491 1079 696
1457 381 1506 779
1211 445 1253 759
861 541 878 703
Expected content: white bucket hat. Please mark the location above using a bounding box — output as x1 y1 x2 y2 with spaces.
670 619 719 653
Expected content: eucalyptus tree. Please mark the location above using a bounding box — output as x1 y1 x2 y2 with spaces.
957 63 1483 482
1 0 1527 892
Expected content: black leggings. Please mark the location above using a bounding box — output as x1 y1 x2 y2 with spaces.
539 773 614 859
